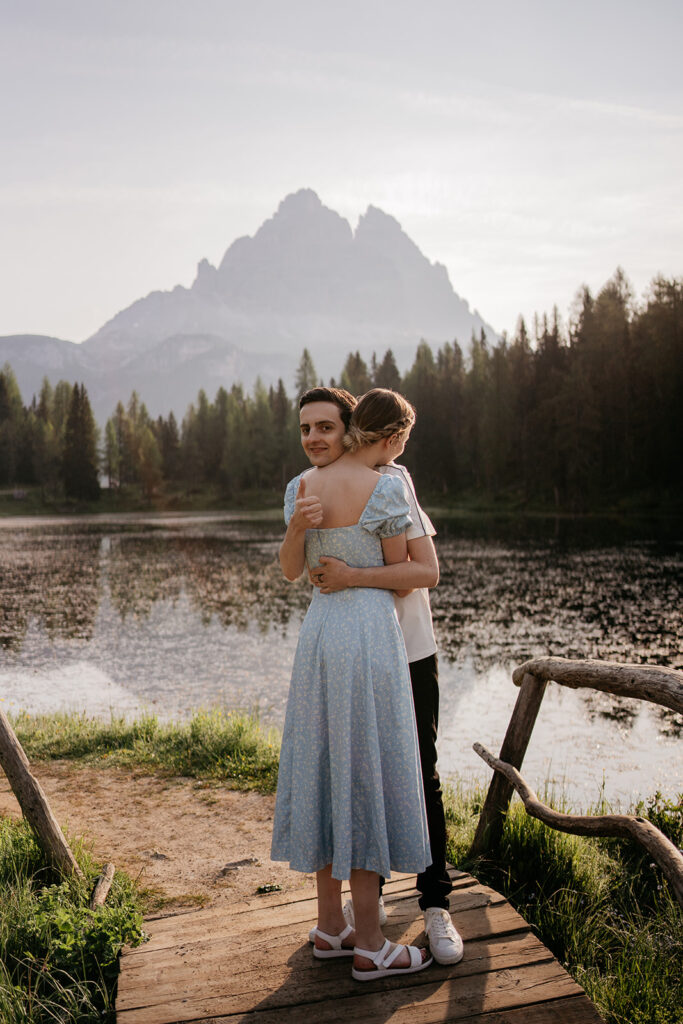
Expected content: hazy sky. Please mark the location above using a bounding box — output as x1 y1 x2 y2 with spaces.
2 0 681 342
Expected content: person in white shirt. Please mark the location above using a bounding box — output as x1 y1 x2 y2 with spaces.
298 385 463 966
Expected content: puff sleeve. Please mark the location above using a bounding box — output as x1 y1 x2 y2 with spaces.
283 473 302 525
359 474 413 538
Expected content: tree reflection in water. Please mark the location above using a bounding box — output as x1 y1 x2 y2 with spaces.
0 517 680 743
0 523 312 654
0 530 101 649
105 533 311 633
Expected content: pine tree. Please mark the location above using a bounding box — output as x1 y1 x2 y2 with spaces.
0 365 24 485
294 348 319 395
373 349 402 391
340 351 372 395
62 383 100 500
104 418 121 488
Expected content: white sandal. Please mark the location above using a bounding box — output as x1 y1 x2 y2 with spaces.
311 923 355 959
309 896 386 943
351 938 433 981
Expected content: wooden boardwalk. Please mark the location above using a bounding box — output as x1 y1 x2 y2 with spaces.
116 869 604 1024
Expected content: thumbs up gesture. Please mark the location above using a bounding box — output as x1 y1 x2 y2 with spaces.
294 474 323 528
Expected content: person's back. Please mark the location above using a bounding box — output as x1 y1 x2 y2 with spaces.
299 459 380 530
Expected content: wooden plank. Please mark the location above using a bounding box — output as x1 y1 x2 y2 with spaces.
116 958 585 1024
117 890 524 1000
117 869 603 1024
122 884 504 974
207 995 604 1024
123 877 490 959
138 871 471 936
116 930 553 1012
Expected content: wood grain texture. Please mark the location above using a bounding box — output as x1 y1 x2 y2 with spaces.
512 656 683 714
470 672 548 855
0 707 83 878
474 742 683 907
116 870 604 1024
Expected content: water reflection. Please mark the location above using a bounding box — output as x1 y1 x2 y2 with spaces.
0 531 101 649
102 531 311 633
433 538 682 674
0 512 681 806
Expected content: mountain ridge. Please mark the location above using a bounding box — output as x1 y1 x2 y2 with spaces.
1 189 497 422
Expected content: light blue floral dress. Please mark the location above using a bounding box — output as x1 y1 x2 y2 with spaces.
271 472 431 881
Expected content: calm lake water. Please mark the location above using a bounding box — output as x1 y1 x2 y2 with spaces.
1 511 681 811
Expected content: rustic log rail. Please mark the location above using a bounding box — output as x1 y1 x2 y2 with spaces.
511 657 683 714
474 741 683 908
470 657 683 905
0 706 84 878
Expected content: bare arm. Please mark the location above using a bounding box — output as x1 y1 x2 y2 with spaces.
313 535 439 594
279 477 323 581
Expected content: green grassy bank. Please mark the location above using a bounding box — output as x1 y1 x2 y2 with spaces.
2 482 682 519
446 782 682 1024
0 484 284 517
12 708 281 793
0 818 144 1023
4 710 682 1024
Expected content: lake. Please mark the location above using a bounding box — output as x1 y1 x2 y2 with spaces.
0 510 681 811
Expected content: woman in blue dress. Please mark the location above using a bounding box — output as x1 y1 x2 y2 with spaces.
272 388 432 980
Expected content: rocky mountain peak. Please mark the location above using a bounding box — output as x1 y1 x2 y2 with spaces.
2 189 498 422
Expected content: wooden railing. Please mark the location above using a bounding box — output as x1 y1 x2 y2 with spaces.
469 657 683 908
0 707 115 905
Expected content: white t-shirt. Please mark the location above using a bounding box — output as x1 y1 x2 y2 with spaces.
379 463 437 664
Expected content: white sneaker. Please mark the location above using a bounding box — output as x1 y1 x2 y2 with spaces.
307 896 386 943
342 896 387 928
423 907 464 965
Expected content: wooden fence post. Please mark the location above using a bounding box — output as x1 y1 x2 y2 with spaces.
469 672 548 857
0 708 83 878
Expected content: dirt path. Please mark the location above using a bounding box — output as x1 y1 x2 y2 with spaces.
0 762 310 911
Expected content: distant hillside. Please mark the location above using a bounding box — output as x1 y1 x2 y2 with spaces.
1 189 497 422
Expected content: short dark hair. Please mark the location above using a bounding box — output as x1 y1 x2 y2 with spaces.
299 387 357 429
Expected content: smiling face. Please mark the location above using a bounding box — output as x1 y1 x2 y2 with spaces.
299 401 346 467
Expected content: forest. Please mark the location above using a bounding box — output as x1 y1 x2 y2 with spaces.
1 270 681 511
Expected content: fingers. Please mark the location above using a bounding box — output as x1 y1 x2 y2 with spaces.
296 492 323 527
294 476 322 525
302 501 323 527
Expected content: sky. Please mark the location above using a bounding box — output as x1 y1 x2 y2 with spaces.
1 0 682 343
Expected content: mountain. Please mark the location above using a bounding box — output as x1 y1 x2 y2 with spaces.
0 335 89 400
1 189 497 422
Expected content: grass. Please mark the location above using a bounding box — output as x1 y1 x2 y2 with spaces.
11 708 281 793
4 710 681 1022
443 781 683 1024
0 818 145 1023
0 483 284 517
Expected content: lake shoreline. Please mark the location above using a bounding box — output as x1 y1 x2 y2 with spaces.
2 512 681 813
2 482 682 520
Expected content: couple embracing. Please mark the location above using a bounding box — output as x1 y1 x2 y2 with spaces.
271 386 463 981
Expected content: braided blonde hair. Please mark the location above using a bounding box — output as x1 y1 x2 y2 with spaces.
343 388 416 453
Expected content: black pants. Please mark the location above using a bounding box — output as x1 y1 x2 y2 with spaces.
381 653 453 911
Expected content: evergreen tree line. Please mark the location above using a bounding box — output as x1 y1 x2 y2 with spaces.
0 376 100 501
1 270 681 508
